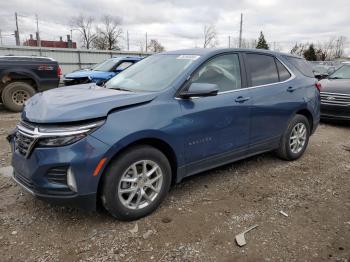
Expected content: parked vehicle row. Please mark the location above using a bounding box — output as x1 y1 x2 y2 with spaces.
8 48 321 220
0 55 142 112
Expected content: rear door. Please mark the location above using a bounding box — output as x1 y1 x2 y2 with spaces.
244 52 296 152
178 53 251 175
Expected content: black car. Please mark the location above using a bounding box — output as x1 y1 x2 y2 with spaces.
319 64 350 121
0 56 61 112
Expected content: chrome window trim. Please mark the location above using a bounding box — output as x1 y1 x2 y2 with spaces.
175 55 295 100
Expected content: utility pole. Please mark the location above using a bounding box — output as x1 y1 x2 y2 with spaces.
35 14 40 47
238 13 243 48
228 36 231 48
15 12 20 46
127 30 129 51
0 30 3 46
145 32 148 52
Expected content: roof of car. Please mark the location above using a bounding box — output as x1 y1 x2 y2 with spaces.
110 56 143 61
162 48 302 59
0 55 56 62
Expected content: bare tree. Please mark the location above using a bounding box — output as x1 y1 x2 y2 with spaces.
316 37 337 61
71 15 96 49
93 15 123 50
147 39 165 53
203 25 217 48
290 43 308 57
334 36 347 58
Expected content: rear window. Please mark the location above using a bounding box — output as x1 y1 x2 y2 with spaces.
276 59 291 81
284 56 314 78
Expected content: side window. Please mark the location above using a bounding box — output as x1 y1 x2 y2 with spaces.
190 54 241 92
246 54 279 86
116 61 134 71
275 59 291 81
283 56 314 78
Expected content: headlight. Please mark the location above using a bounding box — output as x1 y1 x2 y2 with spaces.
33 120 105 147
38 134 86 146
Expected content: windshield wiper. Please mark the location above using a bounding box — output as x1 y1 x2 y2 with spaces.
328 76 342 79
109 87 132 92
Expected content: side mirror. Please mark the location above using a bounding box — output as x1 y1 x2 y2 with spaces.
95 79 106 86
180 83 218 99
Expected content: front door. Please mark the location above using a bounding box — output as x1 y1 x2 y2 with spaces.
178 53 251 175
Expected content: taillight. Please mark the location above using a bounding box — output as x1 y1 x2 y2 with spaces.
57 66 62 77
315 82 321 91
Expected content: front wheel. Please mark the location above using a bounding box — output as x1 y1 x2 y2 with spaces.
102 145 172 221
276 114 310 161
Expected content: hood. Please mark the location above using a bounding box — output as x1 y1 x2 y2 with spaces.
319 78 350 94
65 70 115 80
22 84 157 123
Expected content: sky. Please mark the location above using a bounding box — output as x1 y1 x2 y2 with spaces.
0 0 350 55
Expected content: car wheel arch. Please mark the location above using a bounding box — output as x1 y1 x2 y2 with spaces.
0 70 39 91
96 137 178 205
295 108 314 133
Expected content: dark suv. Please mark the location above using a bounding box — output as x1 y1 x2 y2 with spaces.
9 49 320 220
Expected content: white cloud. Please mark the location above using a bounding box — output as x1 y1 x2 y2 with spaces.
0 0 349 55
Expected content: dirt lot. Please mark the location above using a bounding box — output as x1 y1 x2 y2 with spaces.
0 104 349 262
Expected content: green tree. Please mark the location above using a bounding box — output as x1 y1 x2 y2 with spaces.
256 31 269 50
303 44 317 61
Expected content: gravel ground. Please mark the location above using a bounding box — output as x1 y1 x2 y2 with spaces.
0 104 349 262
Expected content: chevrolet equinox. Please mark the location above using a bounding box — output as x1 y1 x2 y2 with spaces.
8 49 320 220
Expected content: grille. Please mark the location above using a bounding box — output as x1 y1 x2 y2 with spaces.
320 92 350 106
46 167 68 185
14 131 37 158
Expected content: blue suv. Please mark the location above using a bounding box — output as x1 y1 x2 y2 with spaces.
63 56 142 86
8 49 320 220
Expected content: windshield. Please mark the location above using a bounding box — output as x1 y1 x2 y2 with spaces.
91 59 119 72
329 65 350 79
105 54 198 92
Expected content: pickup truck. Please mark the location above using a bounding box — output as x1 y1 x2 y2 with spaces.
0 56 61 112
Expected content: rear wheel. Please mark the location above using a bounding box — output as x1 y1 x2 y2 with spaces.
276 114 310 160
1 82 36 112
102 145 172 221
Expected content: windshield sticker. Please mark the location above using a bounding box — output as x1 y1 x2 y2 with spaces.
176 55 200 61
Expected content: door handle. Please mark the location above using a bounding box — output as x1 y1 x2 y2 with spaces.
287 86 297 92
235 96 250 103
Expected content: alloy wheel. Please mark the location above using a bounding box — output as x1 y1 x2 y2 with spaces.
289 123 307 154
118 160 163 210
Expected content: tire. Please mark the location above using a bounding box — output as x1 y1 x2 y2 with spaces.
1 82 36 112
102 145 172 221
276 114 310 161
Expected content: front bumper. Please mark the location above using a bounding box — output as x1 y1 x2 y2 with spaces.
9 134 110 210
12 172 96 210
321 104 350 121
63 77 91 86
